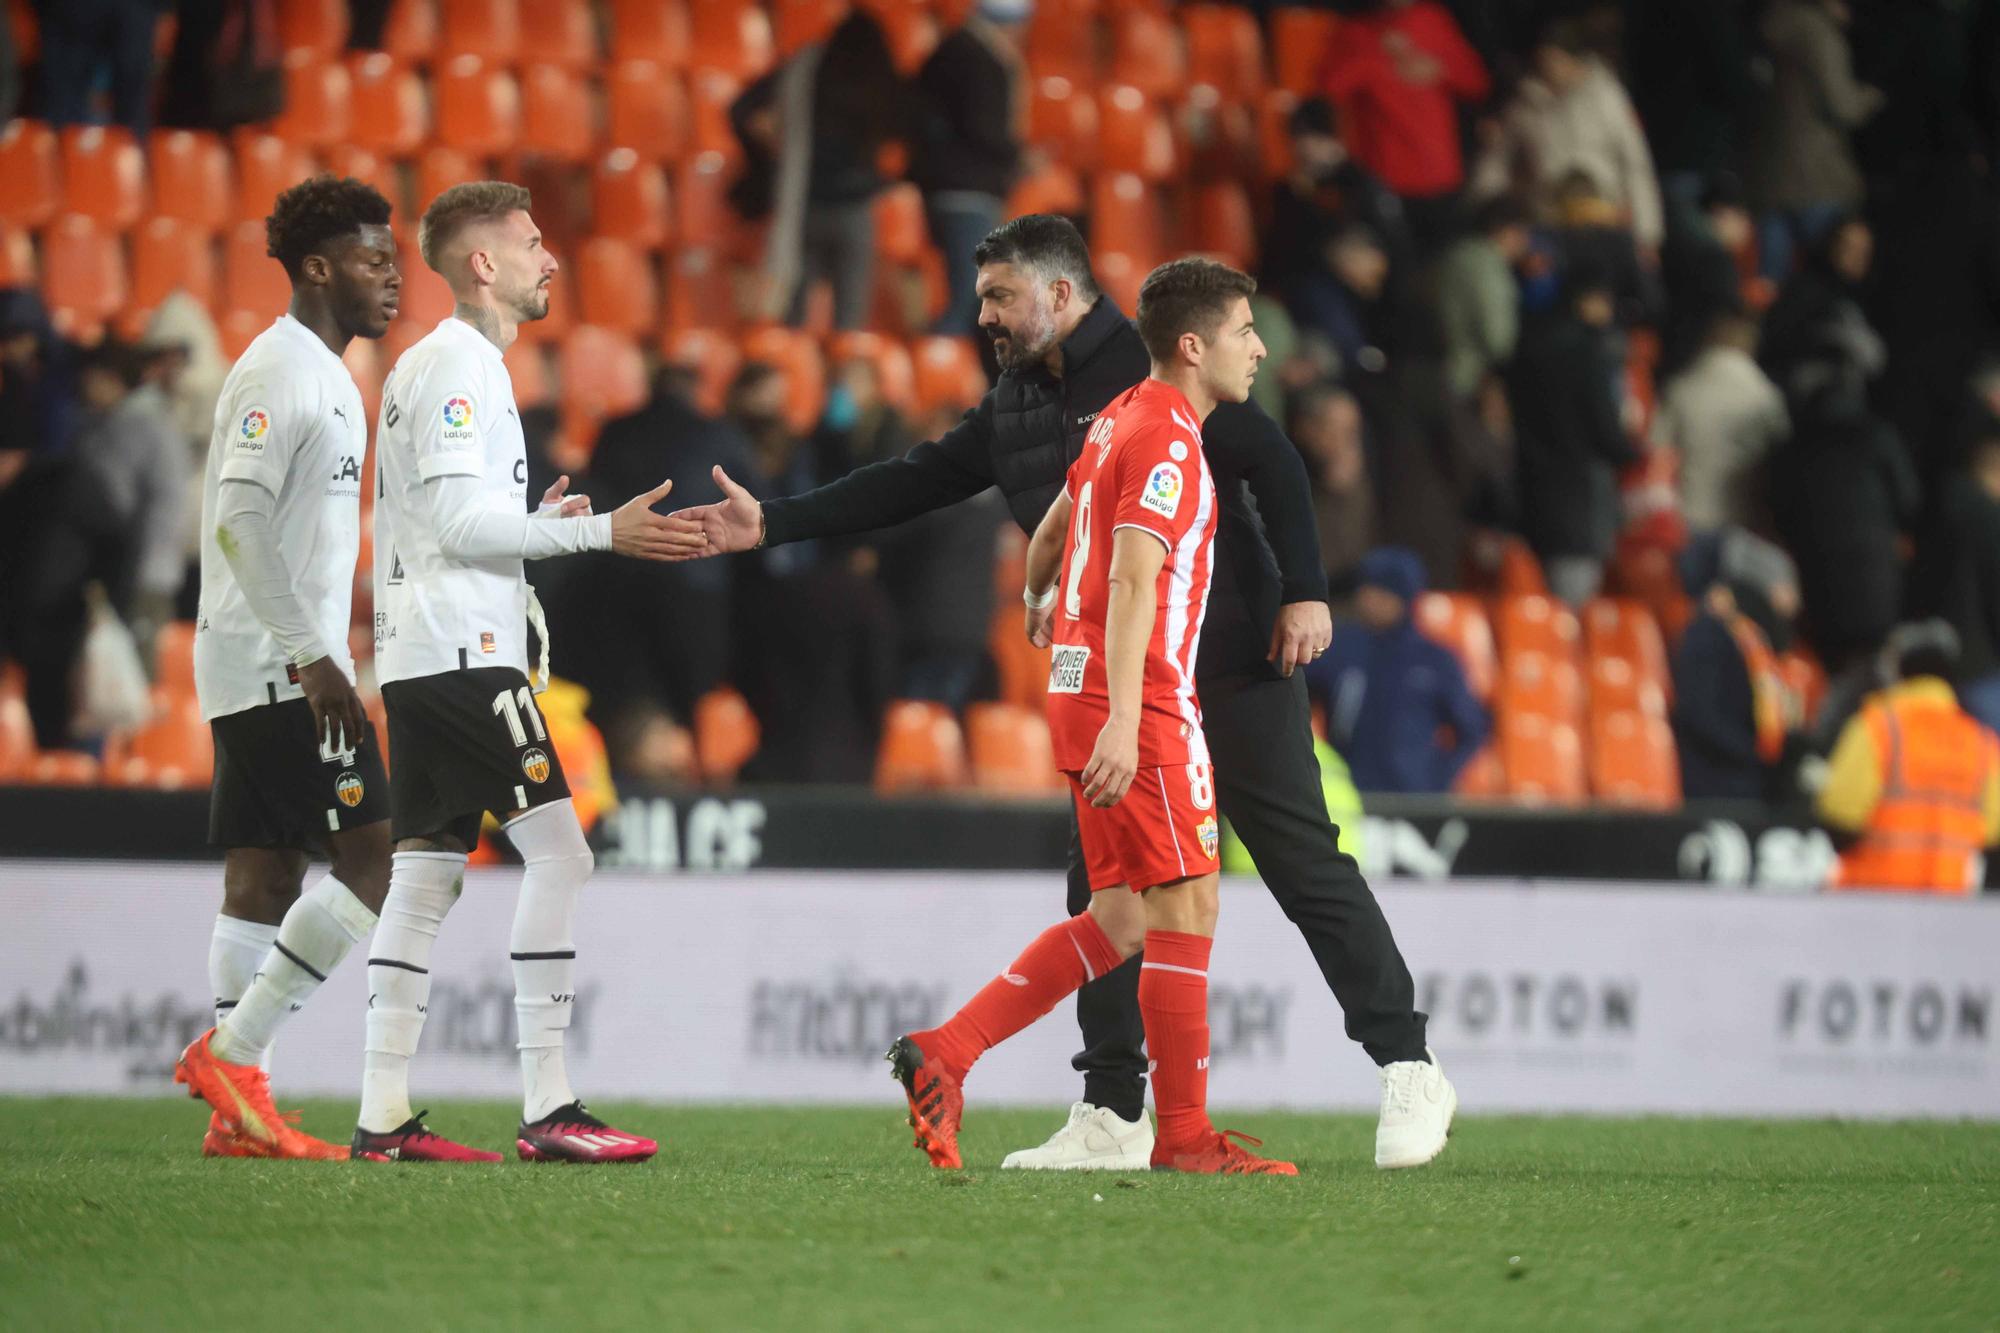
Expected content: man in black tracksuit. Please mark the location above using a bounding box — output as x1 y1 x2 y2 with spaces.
671 218 1453 1169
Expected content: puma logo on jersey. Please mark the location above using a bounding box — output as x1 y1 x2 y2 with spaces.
332 405 348 424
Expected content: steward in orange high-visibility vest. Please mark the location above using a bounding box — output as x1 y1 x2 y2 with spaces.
1817 622 2000 894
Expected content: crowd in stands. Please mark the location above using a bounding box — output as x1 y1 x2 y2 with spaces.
6 0 2000 819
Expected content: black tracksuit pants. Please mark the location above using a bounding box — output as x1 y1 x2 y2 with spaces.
1066 669 1430 1119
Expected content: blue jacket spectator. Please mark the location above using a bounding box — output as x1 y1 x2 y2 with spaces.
1306 548 1491 794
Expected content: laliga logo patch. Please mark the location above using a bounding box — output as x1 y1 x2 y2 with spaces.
1141 462 1183 519
335 771 366 808
440 394 475 441
235 406 270 454
522 746 551 784
1196 815 1219 861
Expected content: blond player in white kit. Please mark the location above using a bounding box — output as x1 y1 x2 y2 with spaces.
173 176 402 1160
355 181 688 1163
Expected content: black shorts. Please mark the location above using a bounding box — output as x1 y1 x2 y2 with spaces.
208 696 391 851
382 665 570 844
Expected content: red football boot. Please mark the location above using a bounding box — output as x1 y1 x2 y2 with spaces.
887 1035 964 1169
516 1102 658 1163
1151 1129 1299 1176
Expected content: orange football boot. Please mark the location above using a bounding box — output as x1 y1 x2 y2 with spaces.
201 1110 269 1158
176 1027 348 1160
1152 1129 1299 1176
886 1035 963 1169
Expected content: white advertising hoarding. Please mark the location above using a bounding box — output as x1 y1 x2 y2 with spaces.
0 862 1993 1118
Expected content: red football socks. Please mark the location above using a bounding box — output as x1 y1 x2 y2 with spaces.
1140 930 1215 1149
915 912 1125 1082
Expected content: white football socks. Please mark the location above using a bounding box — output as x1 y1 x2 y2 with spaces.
212 876 378 1066
208 915 277 1072
358 852 463 1133
506 801 592 1124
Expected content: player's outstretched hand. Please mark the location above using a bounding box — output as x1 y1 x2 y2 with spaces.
661 465 764 559
611 479 701 560
1081 716 1139 808
298 656 367 755
540 474 592 517
1026 600 1055 648
1268 599 1332 678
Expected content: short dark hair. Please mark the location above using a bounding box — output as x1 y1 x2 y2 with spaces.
1135 257 1257 365
1473 195 1532 236
972 214 1099 301
1538 18 1591 56
265 175 392 281
419 180 532 273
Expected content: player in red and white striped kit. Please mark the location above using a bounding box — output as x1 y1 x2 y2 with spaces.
888 258 1296 1175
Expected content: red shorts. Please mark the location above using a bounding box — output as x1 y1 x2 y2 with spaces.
1068 763 1221 892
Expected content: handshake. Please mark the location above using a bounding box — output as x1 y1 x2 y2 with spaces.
602 466 765 561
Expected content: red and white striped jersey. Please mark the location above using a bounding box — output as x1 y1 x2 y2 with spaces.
1045 378 1217 772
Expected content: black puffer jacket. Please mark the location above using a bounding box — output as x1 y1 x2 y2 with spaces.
762 298 1329 680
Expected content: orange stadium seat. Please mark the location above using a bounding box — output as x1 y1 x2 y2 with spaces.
576 237 659 337
592 150 672 246
1089 171 1167 268
1496 593 1580 663
413 145 480 216
502 339 551 410
1097 84 1177 182
1183 3 1265 102
1413 592 1497 703
344 336 385 424
1271 7 1339 96
987 603 1052 711
694 687 761 783
223 220 292 321
1583 598 1670 699
1006 161 1085 220
1108 10 1186 101
1024 1 1097 86
689 1 775 79
277 0 348 56
323 145 396 206
0 691 34 781
824 329 914 412
1496 712 1585 806
434 57 520 156
379 0 438 60
393 253 455 332
121 700 215 788
39 214 127 340
607 61 691 161
26 751 103 787
910 336 986 417
346 54 428 157
773 0 847 58
437 0 520 63
0 227 35 287
1176 83 1258 181
1453 745 1505 800
875 700 968 792
520 64 594 163
1027 76 1099 172
661 326 742 415
519 0 597 69
872 183 928 268
1256 88 1298 181
739 324 827 432
218 309 266 359
674 151 733 251
147 130 231 232
1499 650 1584 728
688 69 746 167
662 247 739 336
1187 180 1257 270
271 50 354 149
872 0 939 71
557 325 648 428
58 126 144 229
127 217 218 327
609 0 689 65
1586 654 1667 721
1494 535 1547 596
1588 709 1680 810
232 133 317 224
0 153 46 259
966 703 1063 795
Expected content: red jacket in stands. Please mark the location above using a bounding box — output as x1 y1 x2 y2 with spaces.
1320 2 1489 200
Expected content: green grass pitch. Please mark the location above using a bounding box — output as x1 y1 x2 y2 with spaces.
1 1098 1994 1330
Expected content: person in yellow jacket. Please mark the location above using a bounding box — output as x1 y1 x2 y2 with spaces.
467 678 618 864
1224 736 1365 871
1816 622 2000 894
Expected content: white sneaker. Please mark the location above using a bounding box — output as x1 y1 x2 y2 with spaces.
1000 1102 1154 1171
1375 1048 1457 1169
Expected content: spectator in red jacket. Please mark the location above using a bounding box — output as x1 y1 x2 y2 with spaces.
1320 0 1490 247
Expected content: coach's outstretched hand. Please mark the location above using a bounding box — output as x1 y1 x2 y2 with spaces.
611 479 702 560
663 465 763 559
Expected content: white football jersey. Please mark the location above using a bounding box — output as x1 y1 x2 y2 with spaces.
373 316 538 684
194 314 366 721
